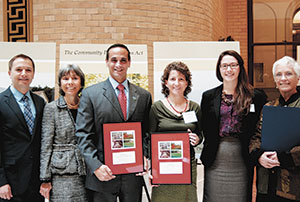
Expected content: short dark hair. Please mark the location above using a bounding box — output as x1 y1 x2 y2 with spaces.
58 64 85 96
161 61 192 97
9 54 35 71
106 43 131 61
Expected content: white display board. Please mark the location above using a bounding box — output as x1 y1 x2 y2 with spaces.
153 41 240 102
0 42 56 92
60 44 148 90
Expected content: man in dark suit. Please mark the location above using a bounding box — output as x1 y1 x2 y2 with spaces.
0 54 45 202
76 44 152 202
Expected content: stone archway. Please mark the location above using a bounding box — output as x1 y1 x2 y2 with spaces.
285 0 300 42
293 10 300 60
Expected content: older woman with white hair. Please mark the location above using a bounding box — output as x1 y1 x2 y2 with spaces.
250 56 300 202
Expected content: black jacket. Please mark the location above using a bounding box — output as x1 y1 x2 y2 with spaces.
0 88 45 195
200 84 267 169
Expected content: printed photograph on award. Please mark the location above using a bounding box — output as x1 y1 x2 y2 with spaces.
151 132 191 184
111 130 135 150
103 122 143 174
158 141 183 159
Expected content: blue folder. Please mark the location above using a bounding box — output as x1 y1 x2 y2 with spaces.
261 105 300 152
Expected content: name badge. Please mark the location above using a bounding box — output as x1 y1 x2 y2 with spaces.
182 111 198 123
250 104 255 112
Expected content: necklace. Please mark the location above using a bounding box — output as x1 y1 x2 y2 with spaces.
67 102 79 109
221 90 234 105
65 97 80 109
166 97 188 114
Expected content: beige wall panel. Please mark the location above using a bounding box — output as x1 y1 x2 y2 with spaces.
0 42 56 91
153 41 240 102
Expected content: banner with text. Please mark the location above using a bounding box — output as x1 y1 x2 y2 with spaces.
60 44 148 90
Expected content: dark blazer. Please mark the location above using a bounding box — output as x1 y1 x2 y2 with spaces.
200 84 267 169
76 79 152 192
0 87 45 196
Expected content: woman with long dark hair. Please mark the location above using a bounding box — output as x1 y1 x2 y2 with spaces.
201 50 267 202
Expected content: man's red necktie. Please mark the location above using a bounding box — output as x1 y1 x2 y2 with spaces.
117 84 127 120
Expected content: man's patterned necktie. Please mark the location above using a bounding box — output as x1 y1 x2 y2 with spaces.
21 95 34 134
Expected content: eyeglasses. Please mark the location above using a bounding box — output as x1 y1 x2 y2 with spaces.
220 63 239 70
275 72 296 80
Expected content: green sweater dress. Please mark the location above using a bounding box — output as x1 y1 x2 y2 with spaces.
149 100 203 202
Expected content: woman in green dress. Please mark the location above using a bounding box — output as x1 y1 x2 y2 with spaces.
149 61 203 202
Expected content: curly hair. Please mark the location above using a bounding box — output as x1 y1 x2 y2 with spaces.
161 61 192 97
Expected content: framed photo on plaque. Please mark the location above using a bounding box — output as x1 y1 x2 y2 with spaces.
151 132 191 184
103 122 143 175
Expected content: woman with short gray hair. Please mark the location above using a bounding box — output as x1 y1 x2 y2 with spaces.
272 56 300 78
250 56 300 202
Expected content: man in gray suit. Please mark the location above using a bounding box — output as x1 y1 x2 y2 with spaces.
76 44 152 202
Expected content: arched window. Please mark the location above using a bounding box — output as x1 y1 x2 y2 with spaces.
293 9 300 60
249 0 300 100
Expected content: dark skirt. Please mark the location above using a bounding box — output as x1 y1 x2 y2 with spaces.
151 159 198 202
203 136 247 202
